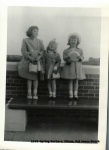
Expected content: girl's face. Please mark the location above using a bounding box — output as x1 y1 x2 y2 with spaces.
31 28 39 38
69 37 78 47
49 43 57 51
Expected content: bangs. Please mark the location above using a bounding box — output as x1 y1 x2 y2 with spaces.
70 35 78 39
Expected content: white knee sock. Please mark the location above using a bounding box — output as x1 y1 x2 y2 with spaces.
69 90 73 97
74 91 78 97
33 89 37 96
28 89 32 95
52 92 56 98
49 91 52 94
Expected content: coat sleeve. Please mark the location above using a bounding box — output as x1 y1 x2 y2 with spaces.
79 49 84 62
63 50 69 61
21 39 30 59
38 40 45 58
63 50 72 63
55 53 61 67
42 52 46 71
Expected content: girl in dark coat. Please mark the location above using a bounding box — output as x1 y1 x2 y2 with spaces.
43 39 61 102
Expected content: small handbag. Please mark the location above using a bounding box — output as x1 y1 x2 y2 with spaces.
52 72 60 79
52 68 60 79
37 61 41 71
29 63 38 73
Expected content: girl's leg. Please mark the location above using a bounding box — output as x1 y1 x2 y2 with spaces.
48 79 52 97
68 79 73 98
33 77 38 99
52 79 56 98
74 79 79 98
27 80 32 99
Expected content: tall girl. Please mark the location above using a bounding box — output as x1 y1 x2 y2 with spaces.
61 33 86 103
18 26 44 100
43 39 61 103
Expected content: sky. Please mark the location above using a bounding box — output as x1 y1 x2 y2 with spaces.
7 7 101 61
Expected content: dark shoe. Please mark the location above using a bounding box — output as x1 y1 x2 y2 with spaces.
27 99 32 105
68 100 73 106
74 97 79 101
48 100 52 105
73 101 77 106
68 97 73 100
52 95 56 104
48 96 52 104
33 100 37 105
52 99 56 105
68 96 74 106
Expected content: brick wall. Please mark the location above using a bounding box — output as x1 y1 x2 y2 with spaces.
6 70 99 102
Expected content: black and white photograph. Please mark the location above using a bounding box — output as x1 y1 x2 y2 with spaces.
4 6 101 141
0 1 109 150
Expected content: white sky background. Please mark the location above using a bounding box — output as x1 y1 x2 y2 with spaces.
7 7 101 61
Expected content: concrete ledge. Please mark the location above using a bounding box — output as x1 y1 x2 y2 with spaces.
5 104 27 131
7 62 100 75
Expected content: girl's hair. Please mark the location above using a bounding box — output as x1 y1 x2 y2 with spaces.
47 39 58 52
26 26 39 37
46 45 57 53
67 36 80 47
67 33 81 47
46 46 51 52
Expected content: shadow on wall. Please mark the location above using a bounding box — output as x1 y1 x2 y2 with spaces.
7 55 23 62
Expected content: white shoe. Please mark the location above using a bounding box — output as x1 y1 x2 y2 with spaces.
69 95 73 98
33 95 38 100
52 92 56 98
49 92 52 98
69 91 73 98
27 95 32 99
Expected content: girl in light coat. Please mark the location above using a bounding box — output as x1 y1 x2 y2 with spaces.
61 33 86 103
18 26 44 100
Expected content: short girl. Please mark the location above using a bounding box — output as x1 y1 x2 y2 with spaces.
43 39 61 103
18 26 44 100
61 33 86 102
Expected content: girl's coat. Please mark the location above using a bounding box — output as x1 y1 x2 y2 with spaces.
61 47 86 80
43 51 61 79
18 38 44 80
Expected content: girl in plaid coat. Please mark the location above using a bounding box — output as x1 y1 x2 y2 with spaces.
43 39 61 103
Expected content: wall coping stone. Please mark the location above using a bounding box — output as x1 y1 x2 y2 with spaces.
7 62 100 75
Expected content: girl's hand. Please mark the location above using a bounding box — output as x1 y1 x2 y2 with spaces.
54 66 57 71
77 55 82 61
52 59 56 63
35 56 41 62
32 62 37 65
77 55 81 59
53 66 58 74
66 57 72 63
29 56 35 63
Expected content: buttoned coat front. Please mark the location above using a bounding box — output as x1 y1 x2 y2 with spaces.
61 47 86 80
43 51 61 79
18 38 44 80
